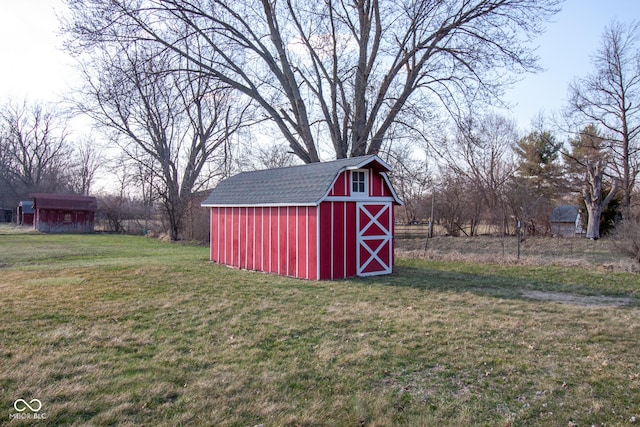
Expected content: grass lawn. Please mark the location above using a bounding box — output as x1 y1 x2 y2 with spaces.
1 226 639 426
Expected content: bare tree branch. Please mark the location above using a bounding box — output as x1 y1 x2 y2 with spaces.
64 0 560 162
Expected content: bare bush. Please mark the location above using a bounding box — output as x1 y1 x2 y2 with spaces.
613 216 640 263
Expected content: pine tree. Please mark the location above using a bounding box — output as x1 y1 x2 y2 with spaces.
508 130 564 235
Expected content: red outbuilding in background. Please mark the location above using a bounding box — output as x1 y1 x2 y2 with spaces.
201 155 403 280
31 194 97 233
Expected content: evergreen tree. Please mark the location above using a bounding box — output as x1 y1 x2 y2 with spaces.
508 130 564 235
565 124 608 180
514 130 564 193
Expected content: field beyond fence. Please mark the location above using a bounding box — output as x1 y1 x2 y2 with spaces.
1 225 639 426
395 233 639 273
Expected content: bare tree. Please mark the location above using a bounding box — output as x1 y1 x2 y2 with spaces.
64 0 560 163
565 125 621 240
73 44 250 240
0 119 14 208
582 159 620 239
567 20 640 215
434 166 477 236
96 152 151 233
387 144 433 224
243 143 299 171
69 134 104 196
0 100 72 202
443 113 518 234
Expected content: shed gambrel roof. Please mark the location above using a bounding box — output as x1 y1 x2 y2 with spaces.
202 154 402 207
31 194 97 212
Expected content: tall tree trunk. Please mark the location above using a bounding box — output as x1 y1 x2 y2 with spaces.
584 204 604 240
583 160 619 240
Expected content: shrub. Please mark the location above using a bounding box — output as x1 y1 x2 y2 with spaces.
613 214 640 263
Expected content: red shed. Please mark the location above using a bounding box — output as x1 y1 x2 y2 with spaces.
201 155 403 280
31 194 97 233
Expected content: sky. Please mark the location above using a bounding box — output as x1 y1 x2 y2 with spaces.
501 0 640 130
0 0 639 134
0 0 73 106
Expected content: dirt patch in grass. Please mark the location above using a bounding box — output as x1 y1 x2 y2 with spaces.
521 290 635 307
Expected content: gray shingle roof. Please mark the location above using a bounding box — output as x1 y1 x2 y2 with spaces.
202 155 397 206
19 200 34 213
551 205 580 223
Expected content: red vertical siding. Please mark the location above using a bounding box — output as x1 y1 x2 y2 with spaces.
231 207 237 267
269 207 277 274
224 207 232 266
383 181 392 197
238 207 245 269
209 200 394 279
279 208 288 275
236 207 240 268
308 207 318 280
34 209 95 233
229 208 235 265
391 210 395 270
261 207 269 273
316 201 360 280
244 207 250 270
211 206 308 278
255 207 263 272
332 202 344 279
229 207 236 267
238 208 244 269
222 207 230 265
247 208 255 270
330 171 349 196
345 202 357 277
369 171 392 197
220 207 226 264
233 207 238 266
210 208 217 262
215 207 222 264
287 207 297 277
296 207 306 279
318 202 332 280
215 208 222 264
234 208 247 268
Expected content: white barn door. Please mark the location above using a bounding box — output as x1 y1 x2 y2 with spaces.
356 202 393 276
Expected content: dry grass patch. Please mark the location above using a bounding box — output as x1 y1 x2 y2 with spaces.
397 235 640 272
